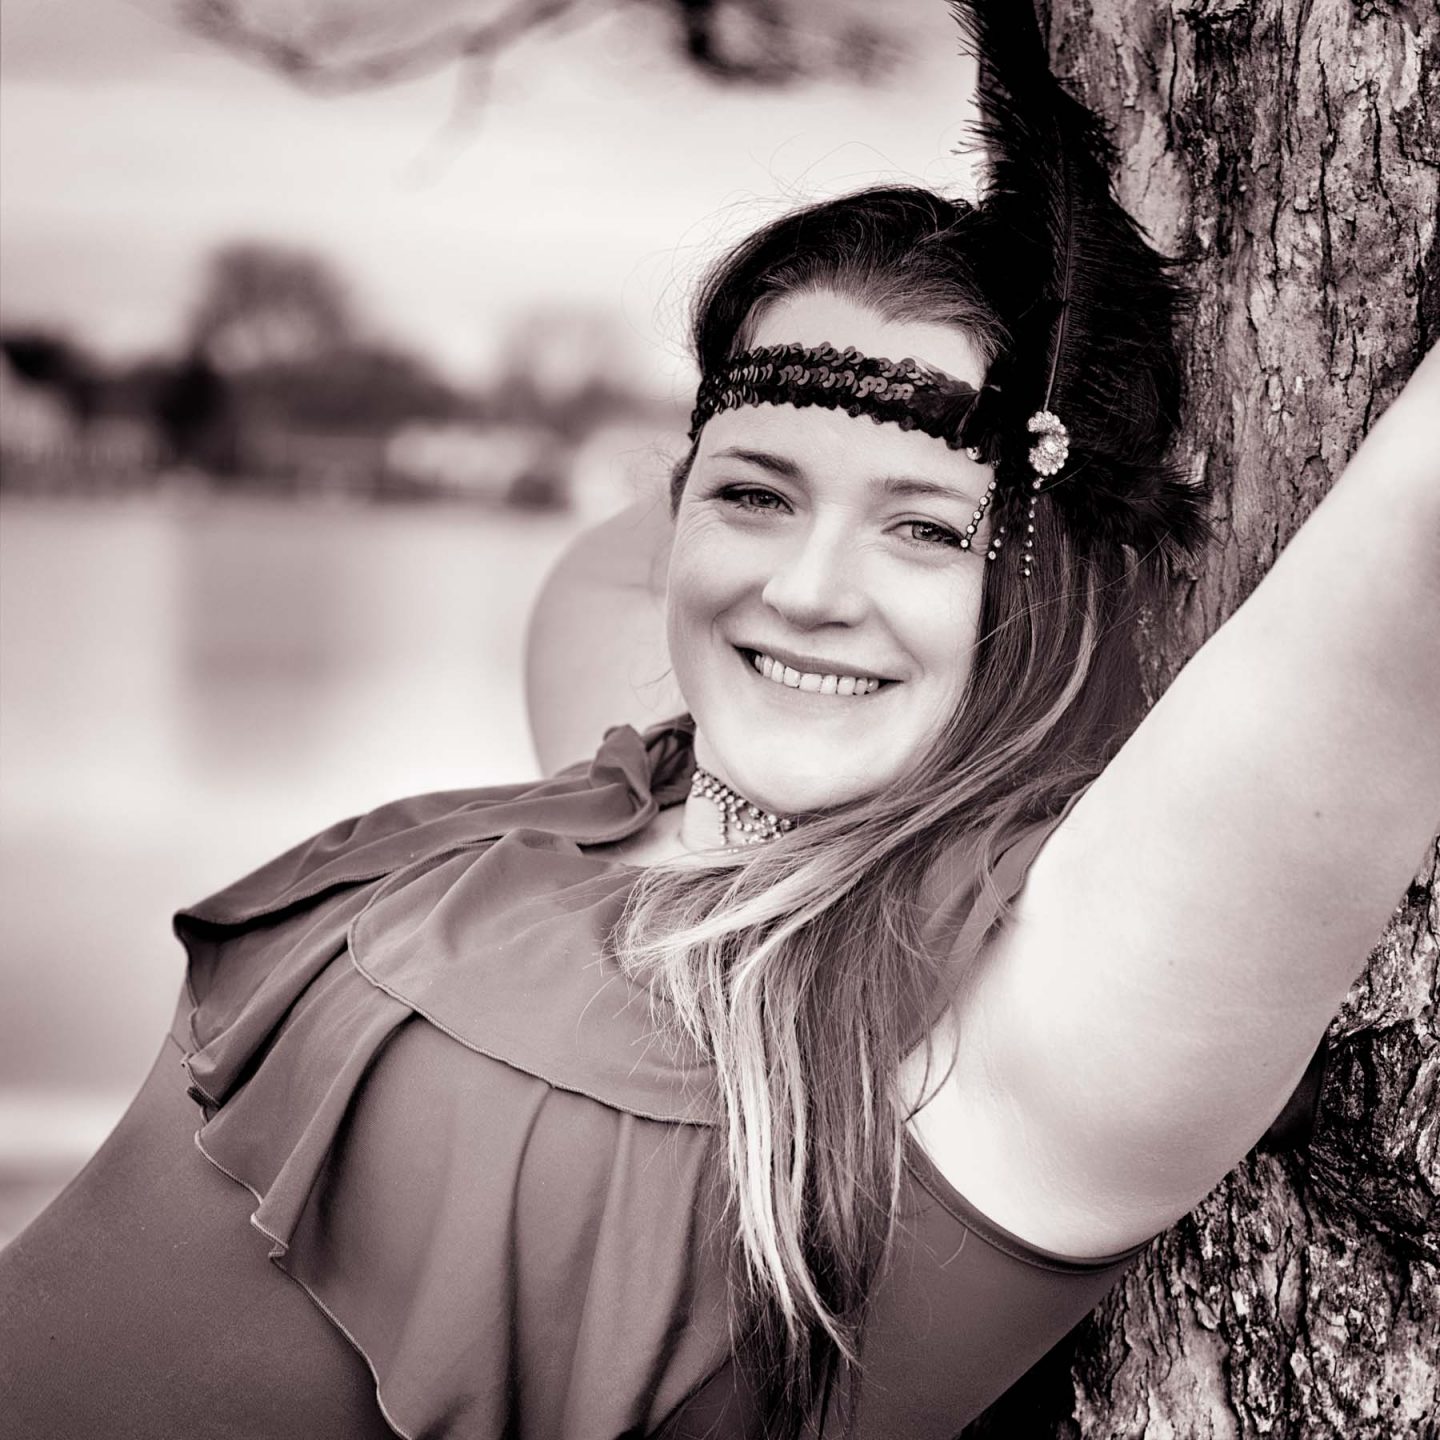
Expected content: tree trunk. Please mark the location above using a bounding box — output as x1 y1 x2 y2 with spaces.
968 3 1439 1436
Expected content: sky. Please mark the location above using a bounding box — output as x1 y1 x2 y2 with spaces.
0 0 980 399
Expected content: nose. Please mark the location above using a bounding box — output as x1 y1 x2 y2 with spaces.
760 517 867 630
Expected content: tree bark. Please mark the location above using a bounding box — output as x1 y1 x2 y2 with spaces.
970 3 1439 1435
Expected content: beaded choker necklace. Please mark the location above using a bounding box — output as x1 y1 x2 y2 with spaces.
690 766 796 847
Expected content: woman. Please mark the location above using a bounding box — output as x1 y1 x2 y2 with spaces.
3 7 1437 1439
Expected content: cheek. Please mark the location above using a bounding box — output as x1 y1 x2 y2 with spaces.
664 518 752 660
891 570 985 697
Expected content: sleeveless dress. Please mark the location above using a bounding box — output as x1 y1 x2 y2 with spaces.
0 719 1323 1439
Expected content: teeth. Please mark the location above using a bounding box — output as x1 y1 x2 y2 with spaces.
747 651 884 696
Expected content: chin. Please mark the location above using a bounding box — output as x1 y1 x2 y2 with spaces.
686 652 945 816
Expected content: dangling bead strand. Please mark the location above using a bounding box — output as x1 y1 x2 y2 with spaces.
1024 482 1039 581
1023 410 1069 582
690 767 795 847
957 476 1001 561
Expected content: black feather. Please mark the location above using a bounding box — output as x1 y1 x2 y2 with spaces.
950 1 1210 572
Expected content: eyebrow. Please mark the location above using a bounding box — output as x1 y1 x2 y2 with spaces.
712 446 803 480
880 476 981 506
712 446 981 507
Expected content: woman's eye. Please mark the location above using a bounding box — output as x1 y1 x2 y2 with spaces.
899 519 962 548
717 485 788 512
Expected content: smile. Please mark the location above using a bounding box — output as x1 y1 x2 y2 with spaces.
742 648 887 696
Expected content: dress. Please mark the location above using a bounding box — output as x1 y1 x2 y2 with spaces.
0 719 1322 1439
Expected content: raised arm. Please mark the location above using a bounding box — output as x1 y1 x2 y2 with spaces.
948 349 1440 1255
524 495 681 775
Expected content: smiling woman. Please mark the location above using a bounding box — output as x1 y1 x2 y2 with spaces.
669 319 993 816
4 4 1438 1439
585 183 1185 1420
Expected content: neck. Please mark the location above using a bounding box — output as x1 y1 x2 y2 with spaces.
605 759 796 868
679 789 730 854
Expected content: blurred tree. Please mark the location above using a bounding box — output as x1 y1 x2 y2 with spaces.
185 240 461 430
152 348 238 471
189 241 355 372
484 307 649 441
0 331 103 426
266 343 460 430
172 240 468 490
172 0 908 91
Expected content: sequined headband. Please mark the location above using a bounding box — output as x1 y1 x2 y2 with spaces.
688 343 1001 454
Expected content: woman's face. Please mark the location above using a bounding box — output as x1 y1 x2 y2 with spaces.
667 290 995 815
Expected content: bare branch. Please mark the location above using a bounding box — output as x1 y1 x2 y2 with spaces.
177 0 582 94
169 0 911 94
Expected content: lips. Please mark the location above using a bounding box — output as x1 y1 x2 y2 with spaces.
741 647 889 696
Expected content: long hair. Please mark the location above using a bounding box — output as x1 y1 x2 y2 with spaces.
618 187 1180 1430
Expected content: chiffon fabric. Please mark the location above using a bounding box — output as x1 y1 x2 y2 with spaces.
5 720 1213 1437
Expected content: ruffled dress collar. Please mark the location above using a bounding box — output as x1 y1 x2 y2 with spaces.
179 717 712 1128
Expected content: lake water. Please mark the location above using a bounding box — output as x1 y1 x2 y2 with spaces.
0 493 590 1238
